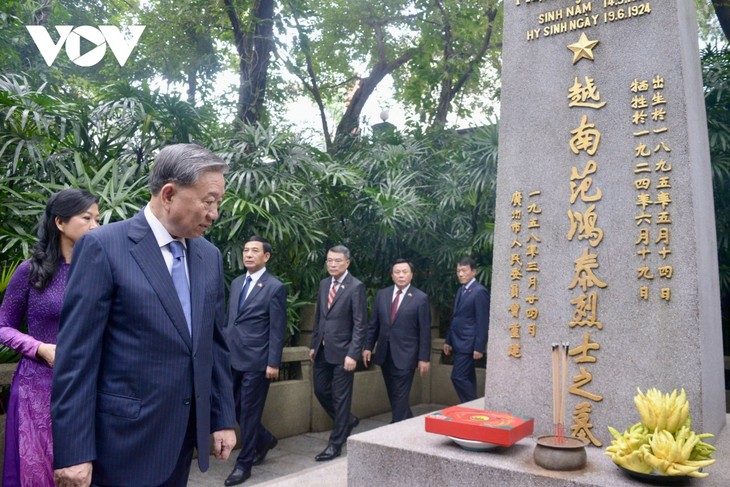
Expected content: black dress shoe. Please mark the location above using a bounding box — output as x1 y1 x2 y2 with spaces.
253 437 278 465
315 444 341 461
224 466 251 486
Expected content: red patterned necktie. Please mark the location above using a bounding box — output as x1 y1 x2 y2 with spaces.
327 280 338 309
390 289 402 322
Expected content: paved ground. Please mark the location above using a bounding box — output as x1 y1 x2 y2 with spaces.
187 404 445 487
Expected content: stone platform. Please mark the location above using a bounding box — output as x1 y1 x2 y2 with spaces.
347 400 730 486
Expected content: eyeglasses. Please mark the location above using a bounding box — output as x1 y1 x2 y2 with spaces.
326 258 345 264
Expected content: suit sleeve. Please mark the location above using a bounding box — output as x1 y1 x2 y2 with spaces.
347 281 368 360
365 291 381 351
267 282 287 367
417 294 432 362
473 287 490 353
51 233 112 468
210 254 236 431
310 283 322 350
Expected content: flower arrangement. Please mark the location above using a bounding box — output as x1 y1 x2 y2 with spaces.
605 388 716 478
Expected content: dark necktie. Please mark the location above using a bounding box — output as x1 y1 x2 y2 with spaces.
169 241 191 336
455 285 467 309
391 289 402 322
238 276 252 312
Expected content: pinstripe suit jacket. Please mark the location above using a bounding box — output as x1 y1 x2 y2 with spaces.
51 211 236 486
309 273 367 364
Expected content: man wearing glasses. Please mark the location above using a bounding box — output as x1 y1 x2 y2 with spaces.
309 245 367 461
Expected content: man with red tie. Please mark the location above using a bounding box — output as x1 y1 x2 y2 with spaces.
309 245 367 461
363 259 431 422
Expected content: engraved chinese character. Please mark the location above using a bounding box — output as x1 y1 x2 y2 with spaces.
508 343 522 358
630 79 649 92
568 248 608 291
567 204 604 247
569 367 603 402
570 161 602 203
511 191 523 207
661 288 671 301
569 332 600 363
640 286 649 300
637 265 654 280
509 323 521 338
508 302 521 318
658 266 673 279
568 76 607 109
571 402 603 447
570 116 601 156
569 292 602 329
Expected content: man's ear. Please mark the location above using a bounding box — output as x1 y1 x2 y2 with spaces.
159 183 176 210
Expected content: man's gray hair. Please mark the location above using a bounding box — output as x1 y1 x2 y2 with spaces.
149 143 229 195
329 245 351 261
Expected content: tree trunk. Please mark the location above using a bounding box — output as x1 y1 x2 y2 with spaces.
332 51 414 153
224 0 275 126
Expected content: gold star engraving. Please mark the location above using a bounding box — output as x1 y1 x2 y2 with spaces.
567 33 599 64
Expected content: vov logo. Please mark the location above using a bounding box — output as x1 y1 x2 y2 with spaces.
26 25 146 67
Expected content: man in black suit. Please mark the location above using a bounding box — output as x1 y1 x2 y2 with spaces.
224 236 287 486
309 245 367 461
443 257 490 403
363 259 430 423
52 144 236 487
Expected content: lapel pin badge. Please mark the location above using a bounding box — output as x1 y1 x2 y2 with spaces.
258 283 263 288
407 292 413 297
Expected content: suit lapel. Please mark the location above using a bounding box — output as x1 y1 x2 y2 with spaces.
236 271 268 319
245 271 267 306
229 276 244 324
128 213 193 351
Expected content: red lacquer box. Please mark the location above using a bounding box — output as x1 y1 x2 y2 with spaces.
425 406 534 446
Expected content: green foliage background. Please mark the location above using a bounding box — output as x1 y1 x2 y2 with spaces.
0 1 728 358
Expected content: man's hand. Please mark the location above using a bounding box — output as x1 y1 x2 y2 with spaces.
443 343 452 356
473 351 484 360
265 366 279 380
417 360 430 377
309 348 315 362
362 350 372 368
37 343 56 367
54 462 92 487
212 429 237 460
343 356 357 372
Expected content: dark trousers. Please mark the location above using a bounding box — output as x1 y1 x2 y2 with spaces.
451 351 478 403
313 347 356 447
232 369 275 470
380 351 416 423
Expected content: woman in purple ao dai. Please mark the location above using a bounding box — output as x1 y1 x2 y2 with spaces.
0 189 99 487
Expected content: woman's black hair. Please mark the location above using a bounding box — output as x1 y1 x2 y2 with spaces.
28 189 98 290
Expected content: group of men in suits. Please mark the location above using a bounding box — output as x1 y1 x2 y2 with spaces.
49 143 490 487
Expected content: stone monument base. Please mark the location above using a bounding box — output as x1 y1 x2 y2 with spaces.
347 400 730 486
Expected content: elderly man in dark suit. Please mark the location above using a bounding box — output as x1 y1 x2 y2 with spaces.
363 258 430 423
309 245 367 461
51 144 237 487
443 257 490 403
224 235 287 486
